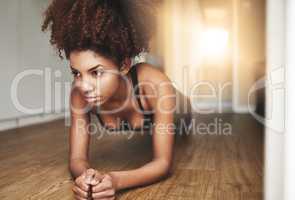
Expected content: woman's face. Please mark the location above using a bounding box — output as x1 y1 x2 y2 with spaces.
69 50 129 106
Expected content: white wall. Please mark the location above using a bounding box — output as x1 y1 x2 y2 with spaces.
264 0 285 199
285 1 295 199
0 0 72 131
232 0 266 113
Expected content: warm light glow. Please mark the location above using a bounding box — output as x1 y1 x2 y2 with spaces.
201 28 229 58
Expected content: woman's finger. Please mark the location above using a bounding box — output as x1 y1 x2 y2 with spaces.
92 180 112 193
73 193 88 200
75 178 90 192
90 171 103 185
72 185 89 199
85 168 96 184
93 196 115 200
92 189 115 199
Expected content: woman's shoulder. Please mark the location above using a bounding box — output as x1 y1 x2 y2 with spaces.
135 62 172 85
135 62 176 110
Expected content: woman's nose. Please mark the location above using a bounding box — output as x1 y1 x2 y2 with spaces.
79 78 95 95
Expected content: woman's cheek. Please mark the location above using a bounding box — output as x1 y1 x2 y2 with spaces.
98 76 120 98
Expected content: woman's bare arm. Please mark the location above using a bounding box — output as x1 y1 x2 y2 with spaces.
108 64 176 191
68 87 92 180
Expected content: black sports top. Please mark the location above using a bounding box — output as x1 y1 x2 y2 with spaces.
96 65 154 132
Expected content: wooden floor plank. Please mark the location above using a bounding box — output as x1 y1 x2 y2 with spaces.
0 114 263 199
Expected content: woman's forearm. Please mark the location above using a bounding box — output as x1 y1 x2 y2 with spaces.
69 159 90 180
109 159 171 191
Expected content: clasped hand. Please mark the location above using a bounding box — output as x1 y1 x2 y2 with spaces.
72 168 116 200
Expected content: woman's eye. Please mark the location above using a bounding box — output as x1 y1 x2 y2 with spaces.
92 69 104 77
71 71 80 78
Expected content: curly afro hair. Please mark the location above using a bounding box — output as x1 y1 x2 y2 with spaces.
41 0 158 66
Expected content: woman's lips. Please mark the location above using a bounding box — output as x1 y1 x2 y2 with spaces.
85 96 103 102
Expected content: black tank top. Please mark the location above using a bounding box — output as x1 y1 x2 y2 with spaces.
96 65 154 131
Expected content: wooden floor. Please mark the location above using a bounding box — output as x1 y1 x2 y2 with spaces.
0 113 263 200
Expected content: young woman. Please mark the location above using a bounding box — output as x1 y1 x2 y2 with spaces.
42 0 192 199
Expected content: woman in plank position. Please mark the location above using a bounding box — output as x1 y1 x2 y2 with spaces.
42 0 192 199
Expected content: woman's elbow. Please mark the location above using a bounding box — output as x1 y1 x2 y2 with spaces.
157 159 173 178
